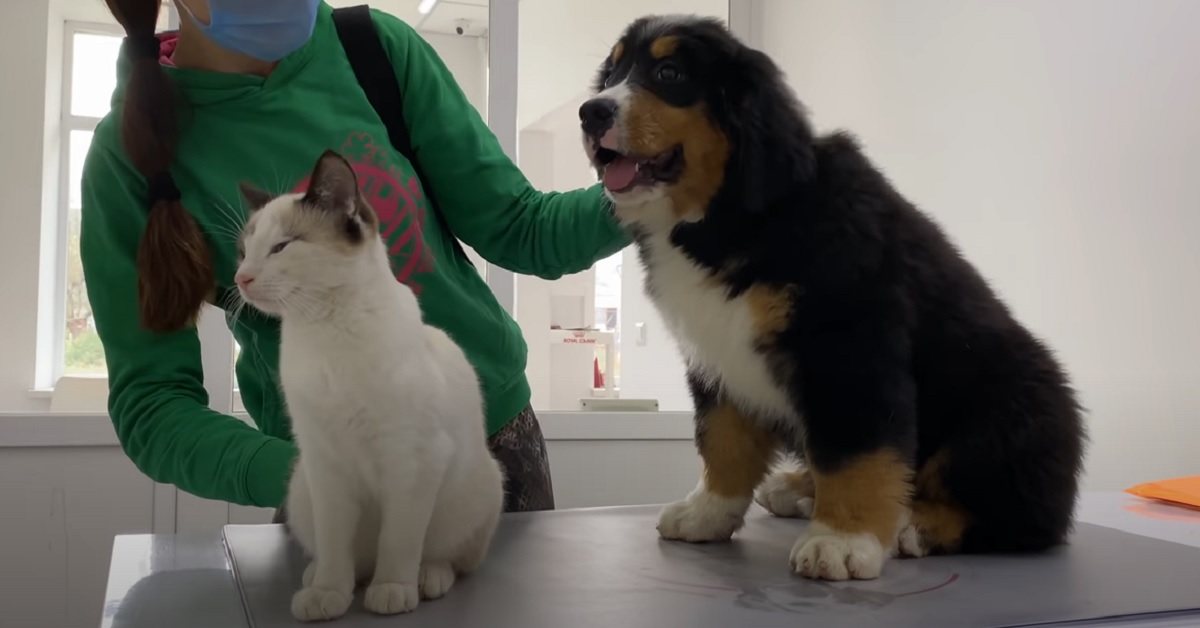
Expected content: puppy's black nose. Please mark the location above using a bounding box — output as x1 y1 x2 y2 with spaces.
580 98 618 137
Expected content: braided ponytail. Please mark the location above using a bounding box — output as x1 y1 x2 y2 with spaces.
106 0 214 333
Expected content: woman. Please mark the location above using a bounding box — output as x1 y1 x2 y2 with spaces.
81 0 626 515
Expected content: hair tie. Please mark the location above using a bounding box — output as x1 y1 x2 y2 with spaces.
124 34 162 60
147 172 181 205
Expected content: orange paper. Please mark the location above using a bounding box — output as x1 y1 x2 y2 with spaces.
1125 475 1200 510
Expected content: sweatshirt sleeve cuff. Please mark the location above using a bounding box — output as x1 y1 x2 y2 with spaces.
244 437 299 508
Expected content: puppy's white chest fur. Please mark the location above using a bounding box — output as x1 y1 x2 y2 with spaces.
639 232 796 421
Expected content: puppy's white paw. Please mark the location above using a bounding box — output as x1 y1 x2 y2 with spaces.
364 582 420 615
657 491 748 543
790 523 886 581
896 523 928 558
419 562 456 600
291 587 352 622
754 472 812 518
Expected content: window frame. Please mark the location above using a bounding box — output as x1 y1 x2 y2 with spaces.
50 22 126 386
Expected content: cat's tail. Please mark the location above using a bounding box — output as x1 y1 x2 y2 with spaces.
455 456 504 575
452 501 502 576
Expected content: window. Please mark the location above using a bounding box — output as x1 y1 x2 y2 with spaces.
516 0 731 413
58 28 124 379
43 14 171 404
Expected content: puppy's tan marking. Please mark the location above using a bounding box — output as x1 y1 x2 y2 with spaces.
624 92 729 220
777 468 816 499
610 41 624 64
650 35 680 59
810 449 913 545
744 284 795 340
908 450 971 553
699 403 779 498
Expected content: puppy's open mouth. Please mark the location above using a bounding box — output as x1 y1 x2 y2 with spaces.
592 134 684 194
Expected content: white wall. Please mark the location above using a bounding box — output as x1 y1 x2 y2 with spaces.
423 31 490 124
0 444 154 628
2 0 56 414
759 0 1200 489
517 0 730 129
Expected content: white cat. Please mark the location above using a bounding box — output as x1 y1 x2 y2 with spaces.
234 150 505 622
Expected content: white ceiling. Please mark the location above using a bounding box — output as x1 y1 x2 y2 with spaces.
325 0 491 37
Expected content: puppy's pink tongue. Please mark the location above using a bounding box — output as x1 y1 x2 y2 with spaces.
599 128 620 150
603 157 637 192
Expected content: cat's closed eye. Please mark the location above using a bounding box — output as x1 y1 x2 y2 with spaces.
270 240 292 255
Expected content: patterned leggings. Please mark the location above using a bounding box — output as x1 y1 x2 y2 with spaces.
272 404 555 523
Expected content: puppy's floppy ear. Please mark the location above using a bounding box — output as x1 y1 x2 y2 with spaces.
724 46 816 215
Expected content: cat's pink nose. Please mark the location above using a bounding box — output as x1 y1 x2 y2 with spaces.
234 273 255 289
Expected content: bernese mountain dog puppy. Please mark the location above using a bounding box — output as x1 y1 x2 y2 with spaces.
579 15 1087 581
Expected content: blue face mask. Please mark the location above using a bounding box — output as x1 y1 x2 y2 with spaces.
181 0 321 62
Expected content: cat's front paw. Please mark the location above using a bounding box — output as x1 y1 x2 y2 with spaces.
291 587 352 622
364 582 420 615
656 492 747 542
419 562 456 600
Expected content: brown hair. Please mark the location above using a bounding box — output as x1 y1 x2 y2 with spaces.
106 0 214 333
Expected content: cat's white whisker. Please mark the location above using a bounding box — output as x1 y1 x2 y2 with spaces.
270 162 285 197
226 292 249 330
211 226 244 245
212 200 247 238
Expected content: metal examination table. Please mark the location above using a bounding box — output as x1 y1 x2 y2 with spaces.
99 491 1200 627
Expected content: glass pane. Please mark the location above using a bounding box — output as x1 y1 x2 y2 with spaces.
70 32 124 118
517 1 730 412
64 130 106 376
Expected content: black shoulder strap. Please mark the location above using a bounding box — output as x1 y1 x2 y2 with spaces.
331 5 468 261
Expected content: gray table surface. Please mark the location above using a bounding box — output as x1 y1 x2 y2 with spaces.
99 491 1200 628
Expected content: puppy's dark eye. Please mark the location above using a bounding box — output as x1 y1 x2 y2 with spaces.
656 63 684 83
269 240 290 255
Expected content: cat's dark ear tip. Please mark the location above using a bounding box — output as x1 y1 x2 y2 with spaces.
239 181 273 211
315 148 350 167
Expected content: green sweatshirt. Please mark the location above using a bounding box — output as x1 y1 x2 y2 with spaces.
80 3 627 509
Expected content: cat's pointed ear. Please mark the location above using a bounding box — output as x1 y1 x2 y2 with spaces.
239 182 274 212
303 149 358 214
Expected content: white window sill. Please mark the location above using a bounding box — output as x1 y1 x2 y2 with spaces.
11 381 695 447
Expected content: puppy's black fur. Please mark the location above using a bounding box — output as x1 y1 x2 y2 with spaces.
584 15 1086 561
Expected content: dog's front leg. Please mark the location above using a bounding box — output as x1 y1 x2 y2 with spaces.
657 372 778 543
789 309 917 581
